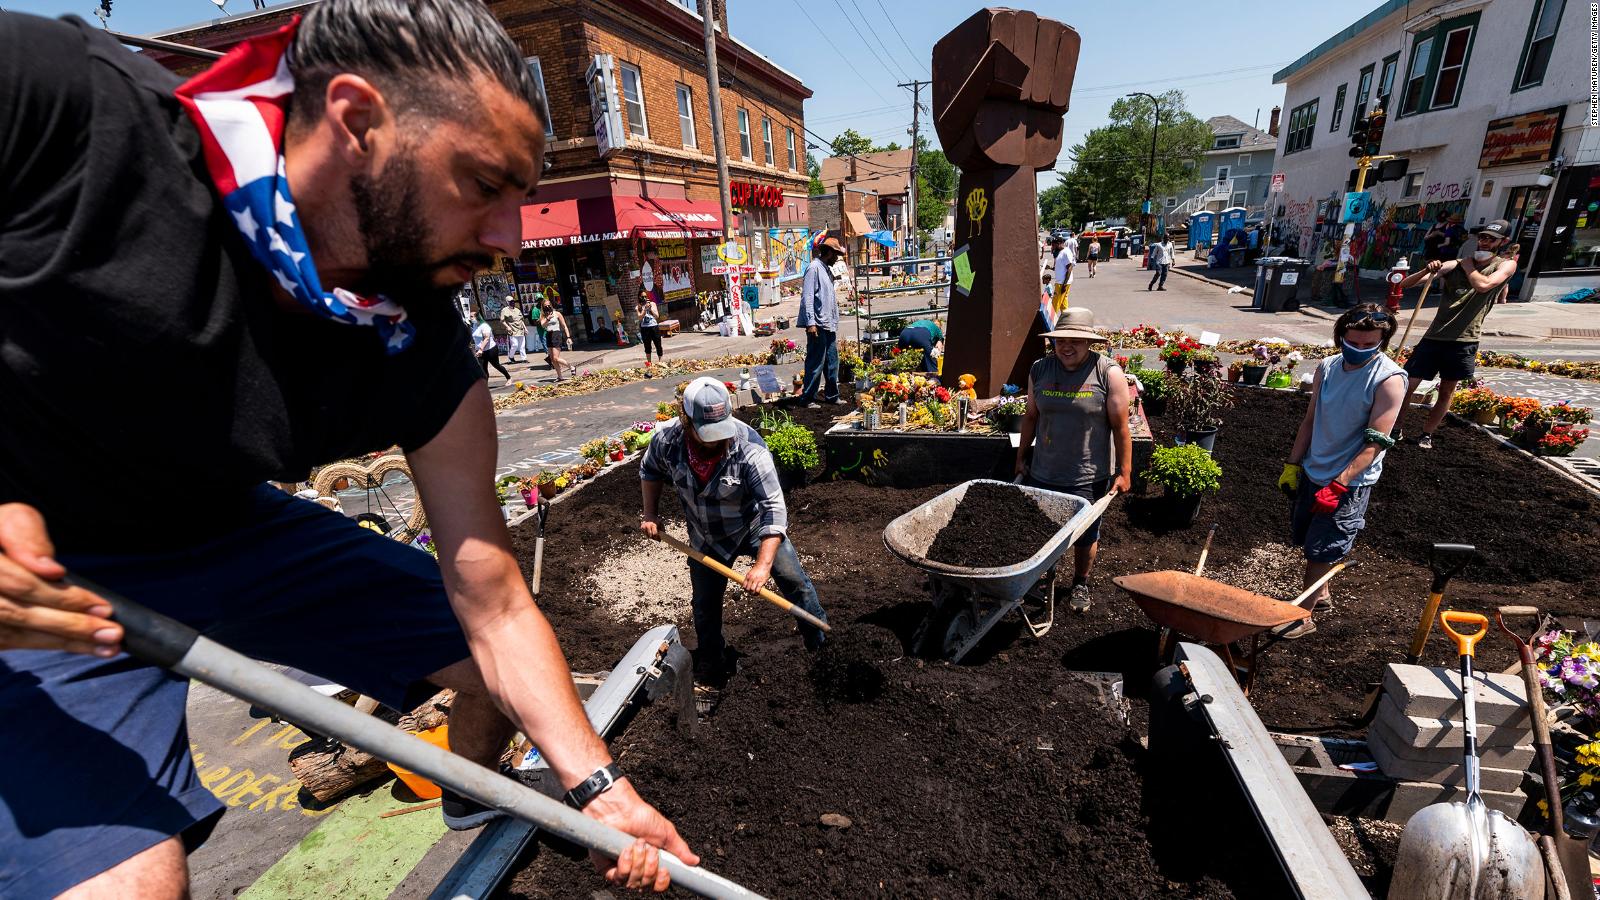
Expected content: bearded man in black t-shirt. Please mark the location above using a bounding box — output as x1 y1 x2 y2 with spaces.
0 1 695 895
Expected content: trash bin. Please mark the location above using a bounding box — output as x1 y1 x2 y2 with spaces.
1130 234 1145 257
1114 238 1131 259
1252 257 1306 312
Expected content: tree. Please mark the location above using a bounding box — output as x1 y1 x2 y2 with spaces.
828 128 875 157
1037 179 1072 230
807 152 824 195
914 135 958 234
1059 90 1211 227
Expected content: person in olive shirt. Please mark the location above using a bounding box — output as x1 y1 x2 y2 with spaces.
1397 219 1518 449
1015 308 1133 612
896 318 944 374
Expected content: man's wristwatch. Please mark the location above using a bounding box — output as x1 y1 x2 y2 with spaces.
564 764 624 810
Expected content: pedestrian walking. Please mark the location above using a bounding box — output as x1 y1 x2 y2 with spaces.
1086 238 1101 277
638 377 829 686
1015 308 1133 613
797 232 844 406
499 295 527 362
473 313 512 382
541 300 573 381
0 2 693 894
1394 219 1518 449
1050 231 1076 314
639 295 664 366
1147 235 1173 291
1275 304 1406 639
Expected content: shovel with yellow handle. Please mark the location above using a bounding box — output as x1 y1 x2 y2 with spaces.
1390 610 1544 900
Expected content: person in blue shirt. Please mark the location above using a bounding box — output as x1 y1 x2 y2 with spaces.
797 232 844 405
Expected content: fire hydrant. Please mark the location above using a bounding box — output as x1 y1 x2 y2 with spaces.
1385 258 1409 314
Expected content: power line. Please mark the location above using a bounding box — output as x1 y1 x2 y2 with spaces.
1071 63 1288 96
847 0 915 84
792 2 895 106
830 0 908 84
873 0 925 78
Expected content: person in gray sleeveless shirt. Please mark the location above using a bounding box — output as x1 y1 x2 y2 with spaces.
1275 304 1407 639
1016 308 1133 612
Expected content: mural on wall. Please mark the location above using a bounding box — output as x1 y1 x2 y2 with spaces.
1278 175 1475 271
767 228 811 282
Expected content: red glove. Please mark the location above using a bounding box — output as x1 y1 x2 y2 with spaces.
1311 480 1349 516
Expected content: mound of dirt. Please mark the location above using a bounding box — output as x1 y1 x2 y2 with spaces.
807 626 892 703
926 481 1063 568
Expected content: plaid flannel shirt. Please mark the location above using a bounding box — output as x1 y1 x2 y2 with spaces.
640 420 788 558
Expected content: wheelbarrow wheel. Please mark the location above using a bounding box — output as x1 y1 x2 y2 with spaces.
911 602 975 659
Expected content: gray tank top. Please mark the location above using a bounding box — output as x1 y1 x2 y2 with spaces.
1029 352 1116 487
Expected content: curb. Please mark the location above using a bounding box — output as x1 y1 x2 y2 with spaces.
1171 267 1250 293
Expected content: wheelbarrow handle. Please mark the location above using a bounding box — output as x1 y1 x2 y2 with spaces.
67 574 765 900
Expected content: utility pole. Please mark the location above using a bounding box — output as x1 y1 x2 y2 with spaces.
700 0 733 240
899 79 930 258
1126 91 1161 250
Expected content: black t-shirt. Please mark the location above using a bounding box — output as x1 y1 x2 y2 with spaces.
0 14 483 552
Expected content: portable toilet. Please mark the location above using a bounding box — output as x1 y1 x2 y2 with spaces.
1189 211 1215 249
1219 207 1248 238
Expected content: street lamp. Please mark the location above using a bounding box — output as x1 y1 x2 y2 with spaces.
1125 91 1161 250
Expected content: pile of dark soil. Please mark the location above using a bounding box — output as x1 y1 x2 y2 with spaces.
926 482 1063 568
502 386 1600 898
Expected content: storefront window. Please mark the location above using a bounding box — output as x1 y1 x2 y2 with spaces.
1540 167 1600 272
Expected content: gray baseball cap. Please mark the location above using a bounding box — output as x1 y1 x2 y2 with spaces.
682 377 740 443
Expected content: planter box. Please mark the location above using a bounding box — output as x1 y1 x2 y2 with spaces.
822 424 1012 486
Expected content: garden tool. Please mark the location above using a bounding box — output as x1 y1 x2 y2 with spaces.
1497 605 1588 900
1391 610 1544 900
655 532 830 633
1394 274 1436 357
73 573 763 900
529 498 550 597
1357 543 1477 723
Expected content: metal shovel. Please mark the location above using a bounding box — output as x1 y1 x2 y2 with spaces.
1391 610 1544 900
73 574 765 900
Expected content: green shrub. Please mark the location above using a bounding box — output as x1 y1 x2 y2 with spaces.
1147 444 1223 497
765 422 820 471
1132 368 1173 401
885 348 924 373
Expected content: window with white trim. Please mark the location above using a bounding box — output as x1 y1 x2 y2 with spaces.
523 57 555 138
618 62 647 139
762 117 774 166
675 84 696 148
737 108 751 159
1215 165 1230 186
1238 153 1252 167
1284 99 1318 153
1430 26 1473 108
1517 0 1566 89
1213 134 1241 149
1402 170 1425 199
786 128 796 170
1351 65 1374 128
1330 83 1347 132
1401 12 1480 116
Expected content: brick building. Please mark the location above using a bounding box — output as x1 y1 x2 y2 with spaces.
817 148 912 260
144 0 811 338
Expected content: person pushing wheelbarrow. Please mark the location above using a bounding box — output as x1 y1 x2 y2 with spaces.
1276 304 1407 639
639 377 829 687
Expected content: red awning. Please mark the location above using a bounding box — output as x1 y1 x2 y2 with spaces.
521 196 723 249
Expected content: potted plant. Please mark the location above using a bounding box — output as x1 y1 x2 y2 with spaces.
1146 443 1223 527
858 395 880 430
1496 395 1542 434
607 438 627 462
494 474 521 519
1227 359 1246 383
1449 387 1500 425
768 337 797 364
763 415 821 489
1192 350 1221 377
1167 373 1235 451
1158 337 1202 374
580 438 608 464
991 394 1027 433
535 470 559 499
1134 368 1173 417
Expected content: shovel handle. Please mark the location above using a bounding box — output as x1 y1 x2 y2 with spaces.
1440 610 1489 658
1403 592 1446 665
656 533 830 633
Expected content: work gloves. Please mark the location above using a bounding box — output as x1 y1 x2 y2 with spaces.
1277 463 1301 498
1311 480 1349 516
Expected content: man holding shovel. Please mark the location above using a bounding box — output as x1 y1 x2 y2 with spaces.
1276 304 1408 639
0 1 691 894
639 378 829 686
1395 219 1518 449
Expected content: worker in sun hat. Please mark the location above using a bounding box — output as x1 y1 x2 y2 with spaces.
1276 303 1407 640
1395 218 1519 450
1015 308 1132 613
638 377 829 686
797 231 845 406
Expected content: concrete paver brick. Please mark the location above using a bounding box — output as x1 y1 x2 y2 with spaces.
1374 694 1532 750
1382 663 1529 727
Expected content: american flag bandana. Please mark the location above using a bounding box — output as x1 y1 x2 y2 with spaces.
175 17 415 354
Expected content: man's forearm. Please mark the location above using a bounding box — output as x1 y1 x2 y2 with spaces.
1336 446 1380 486
641 479 662 520
755 534 780 569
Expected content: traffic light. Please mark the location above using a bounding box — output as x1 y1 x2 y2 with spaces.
1364 109 1386 157
1349 115 1369 159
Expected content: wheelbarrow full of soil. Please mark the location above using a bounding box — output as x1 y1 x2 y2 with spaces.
883 479 1097 662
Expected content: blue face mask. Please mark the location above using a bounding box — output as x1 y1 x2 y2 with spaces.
1340 339 1380 366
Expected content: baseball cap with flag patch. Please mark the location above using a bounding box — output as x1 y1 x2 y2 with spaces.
682 377 741 443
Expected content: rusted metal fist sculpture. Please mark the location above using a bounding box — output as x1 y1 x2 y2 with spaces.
934 9 1078 396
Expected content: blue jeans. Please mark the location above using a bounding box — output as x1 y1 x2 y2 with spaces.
1290 477 1373 563
688 536 828 671
799 327 839 402
1148 263 1169 289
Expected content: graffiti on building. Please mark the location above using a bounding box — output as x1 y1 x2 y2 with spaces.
1422 177 1473 203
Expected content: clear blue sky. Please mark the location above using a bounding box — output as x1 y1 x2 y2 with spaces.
5 0 1374 191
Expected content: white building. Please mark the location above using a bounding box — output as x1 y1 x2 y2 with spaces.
1271 0 1595 300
